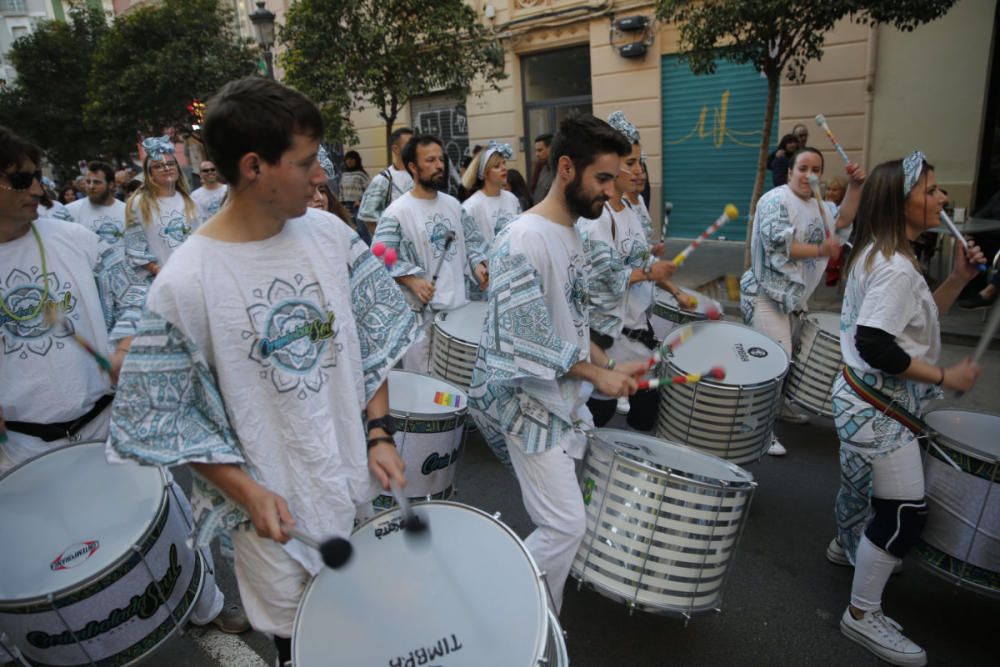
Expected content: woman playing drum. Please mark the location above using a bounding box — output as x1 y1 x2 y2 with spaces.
740 148 864 455
829 152 983 666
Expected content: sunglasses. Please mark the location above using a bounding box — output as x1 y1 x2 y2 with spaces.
1 170 43 191
201 168 216 173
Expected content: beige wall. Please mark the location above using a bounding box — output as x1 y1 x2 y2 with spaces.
870 0 996 208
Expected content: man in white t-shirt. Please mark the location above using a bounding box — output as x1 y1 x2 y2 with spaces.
190 160 228 217
65 161 127 249
469 115 649 612
372 134 489 373
357 126 413 238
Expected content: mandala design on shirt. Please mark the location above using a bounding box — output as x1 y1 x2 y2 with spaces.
425 214 458 261
0 268 78 358
92 216 124 245
158 211 192 247
245 275 342 399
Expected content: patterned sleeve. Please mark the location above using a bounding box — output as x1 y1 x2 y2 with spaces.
356 173 389 225
371 212 423 279
461 208 488 271
582 232 629 336
123 221 157 273
346 233 420 401
93 243 150 341
757 193 795 272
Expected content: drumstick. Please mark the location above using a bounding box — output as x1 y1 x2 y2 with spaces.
807 174 833 238
281 524 353 569
939 211 987 273
814 114 851 164
430 231 457 286
390 478 429 535
671 205 739 266
44 304 113 375
971 298 1000 366
638 367 726 390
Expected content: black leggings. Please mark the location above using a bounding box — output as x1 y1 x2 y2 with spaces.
588 386 659 431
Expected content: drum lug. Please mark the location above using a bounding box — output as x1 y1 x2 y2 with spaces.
493 512 502 520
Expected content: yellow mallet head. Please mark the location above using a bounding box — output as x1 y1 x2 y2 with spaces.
724 204 739 220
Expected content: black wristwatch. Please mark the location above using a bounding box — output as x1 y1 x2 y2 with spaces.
367 415 397 435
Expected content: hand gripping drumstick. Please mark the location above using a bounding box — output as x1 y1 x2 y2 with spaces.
671 205 739 266
938 211 987 273
807 174 834 238
280 524 353 569
638 367 726 390
815 114 851 165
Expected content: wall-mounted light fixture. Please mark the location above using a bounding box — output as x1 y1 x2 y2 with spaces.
610 15 653 60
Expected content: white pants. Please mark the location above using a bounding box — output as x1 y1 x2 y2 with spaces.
749 295 795 358
231 529 312 638
507 443 587 612
402 315 433 374
850 443 925 611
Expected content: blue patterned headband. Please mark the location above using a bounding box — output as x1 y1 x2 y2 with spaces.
902 150 927 197
142 135 174 162
478 140 513 180
607 111 640 144
317 145 335 179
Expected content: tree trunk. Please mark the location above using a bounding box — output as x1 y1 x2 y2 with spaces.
383 99 400 166
743 72 780 270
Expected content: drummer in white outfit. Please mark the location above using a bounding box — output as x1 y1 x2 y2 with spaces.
0 126 243 637
469 115 648 612
739 147 864 455
578 112 676 431
829 152 982 667
372 134 489 373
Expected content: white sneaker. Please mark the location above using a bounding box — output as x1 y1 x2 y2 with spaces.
779 404 810 424
615 396 630 415
840 607 927 666
767 437 787 456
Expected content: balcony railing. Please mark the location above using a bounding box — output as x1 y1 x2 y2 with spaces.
0 0 29 15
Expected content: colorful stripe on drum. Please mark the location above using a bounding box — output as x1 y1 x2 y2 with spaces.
434 391 462 408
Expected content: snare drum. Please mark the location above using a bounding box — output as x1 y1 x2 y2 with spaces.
293 502 566 666
0 442 204 666
917 409 1000 598
431 301 488 391
573 430 755 617
785 312 842 417
376 371 468 508
656 321 788 464
651 286 722 341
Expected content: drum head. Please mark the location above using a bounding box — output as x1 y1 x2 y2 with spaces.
0 441 163 600
806 311 841 335
434 302 488 344
595 429 753 485
389 370 468 417
293 502 548 667
666 321 788 385
924 409 1000 461
654 286 718 317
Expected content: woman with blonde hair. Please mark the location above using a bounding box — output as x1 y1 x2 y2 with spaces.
124 135 203 276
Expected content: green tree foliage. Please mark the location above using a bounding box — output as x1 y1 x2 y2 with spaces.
86 0 256 157
0 5 109 179
281 0 505 158
656 0 957 265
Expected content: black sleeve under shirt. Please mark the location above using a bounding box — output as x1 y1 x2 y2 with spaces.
855 325 911 375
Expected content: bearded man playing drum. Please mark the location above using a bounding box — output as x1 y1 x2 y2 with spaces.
830 152 982 666
469 115 648 612
109 77 419 667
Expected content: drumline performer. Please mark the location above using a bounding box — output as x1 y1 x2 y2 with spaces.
0 126 248 636
739 147 864 455
578 111 677 430
108 78 419 666
371 134 489 373
356 127 414 239
468 115 649 611
829 152 982 667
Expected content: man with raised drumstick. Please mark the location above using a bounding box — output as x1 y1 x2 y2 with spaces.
109 77 419 667
469 115 648 612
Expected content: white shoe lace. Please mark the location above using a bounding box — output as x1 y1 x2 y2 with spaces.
868 610 913 649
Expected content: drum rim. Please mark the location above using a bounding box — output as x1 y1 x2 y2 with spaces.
291 500 551 665
923 407 1000 462
0 441 174 607
388 369 470 420
433 303 488 341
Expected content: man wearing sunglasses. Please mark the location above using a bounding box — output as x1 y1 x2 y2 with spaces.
190 160 228 217
65 160 127 250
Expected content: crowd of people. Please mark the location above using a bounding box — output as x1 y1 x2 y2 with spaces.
0 74 989 667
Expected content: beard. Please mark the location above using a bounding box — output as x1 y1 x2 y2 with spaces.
565 171 606 219
419 170 448 193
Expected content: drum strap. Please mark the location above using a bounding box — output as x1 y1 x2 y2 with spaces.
5 393 114 442
841 367 927 436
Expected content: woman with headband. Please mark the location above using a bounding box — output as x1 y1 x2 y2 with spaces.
740 147 864 456
124 135 203 277
829 152 982 667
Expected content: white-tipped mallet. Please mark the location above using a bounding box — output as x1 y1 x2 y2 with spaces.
815 114 851 164
939 210 987 273
806 173 834 238
671 204 739 266
282 524 353 569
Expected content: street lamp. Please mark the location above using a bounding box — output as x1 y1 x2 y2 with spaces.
250 1 276 80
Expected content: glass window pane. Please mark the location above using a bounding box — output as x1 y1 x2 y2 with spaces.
522 46 591 103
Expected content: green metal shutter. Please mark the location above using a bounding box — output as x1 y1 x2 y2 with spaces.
660 54 779 241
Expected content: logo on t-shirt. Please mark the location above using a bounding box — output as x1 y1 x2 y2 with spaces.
1 268 78 357
158 211 192 247
92 217 124 244
426 215 458 261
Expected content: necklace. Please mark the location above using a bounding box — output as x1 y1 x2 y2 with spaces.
0 223 49 322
